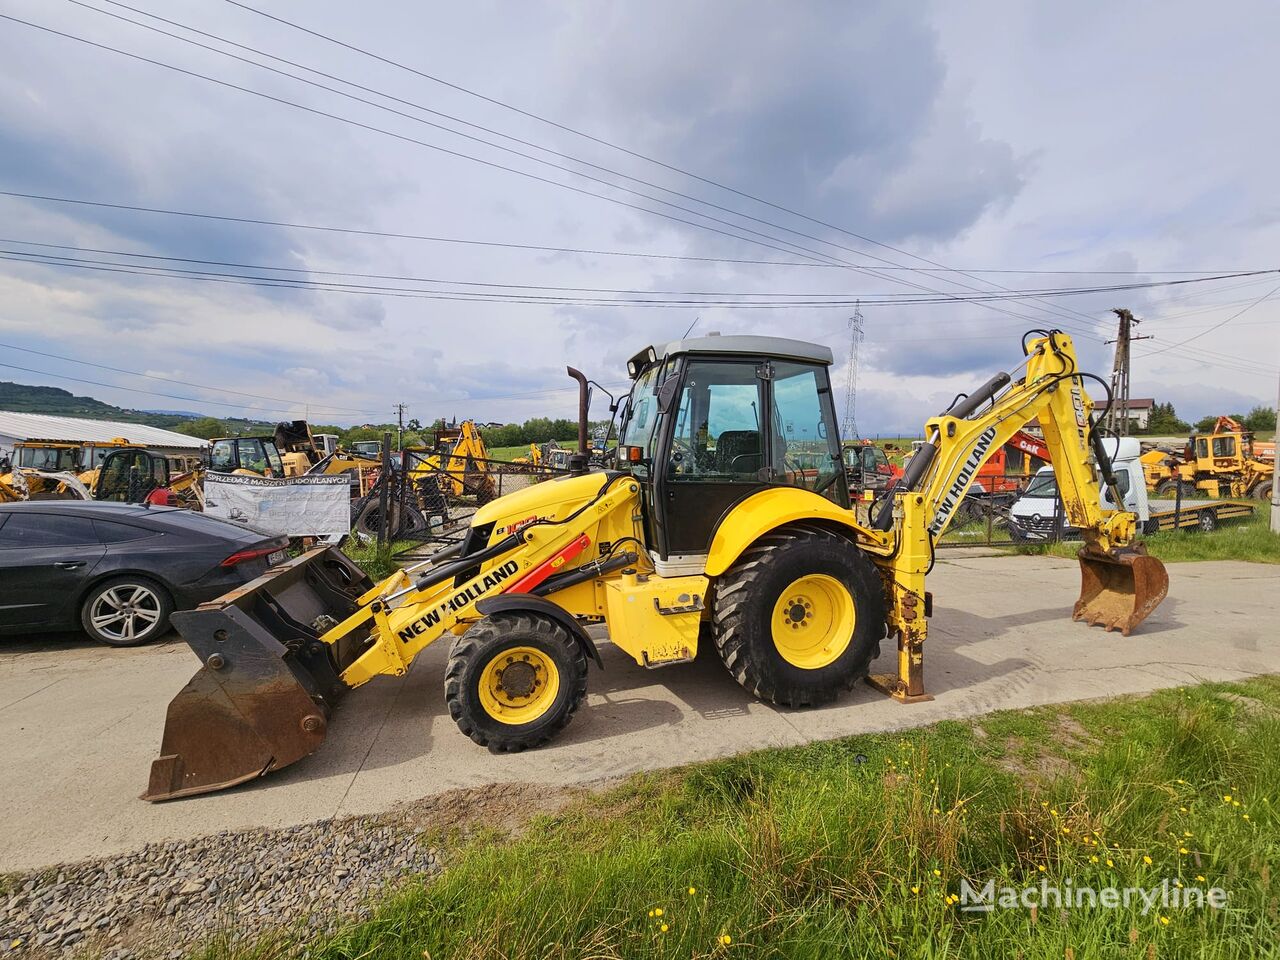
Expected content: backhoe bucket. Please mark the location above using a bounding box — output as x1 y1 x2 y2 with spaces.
143 548 374 802
1073 547 1169 635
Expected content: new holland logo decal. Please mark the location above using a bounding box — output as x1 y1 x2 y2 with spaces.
930 427 998 536
396 560 520 642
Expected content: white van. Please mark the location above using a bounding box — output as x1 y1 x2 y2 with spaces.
1009 437 1149 540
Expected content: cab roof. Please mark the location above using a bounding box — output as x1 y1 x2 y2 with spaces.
629 334 833 377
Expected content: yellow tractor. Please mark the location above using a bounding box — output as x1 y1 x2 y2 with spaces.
144 332 1168 801
1143 416 1273 500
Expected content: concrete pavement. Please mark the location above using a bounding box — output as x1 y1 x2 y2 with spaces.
2 554 1276 872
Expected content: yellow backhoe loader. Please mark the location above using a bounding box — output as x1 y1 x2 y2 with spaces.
1142 416 1273 500
409 419 497 501
144 332 1168 802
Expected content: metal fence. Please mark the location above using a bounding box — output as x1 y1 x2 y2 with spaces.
348 450 569 558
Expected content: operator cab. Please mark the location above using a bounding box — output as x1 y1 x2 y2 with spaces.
616 334 848 572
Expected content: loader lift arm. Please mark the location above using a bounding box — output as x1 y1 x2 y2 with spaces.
865 332 1168 701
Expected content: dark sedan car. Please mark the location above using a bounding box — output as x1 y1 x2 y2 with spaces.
0 501 288 646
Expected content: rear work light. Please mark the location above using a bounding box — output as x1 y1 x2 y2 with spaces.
221 543 284 567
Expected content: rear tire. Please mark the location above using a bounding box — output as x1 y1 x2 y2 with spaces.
445 612 588 750
1156 479 1181 498
80 575 173 647
1253 480 1272 501
712 526 884 708
1197 509 1218 532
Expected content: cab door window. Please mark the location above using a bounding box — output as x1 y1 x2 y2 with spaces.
668 361 764 482
1212 436 1236 458
236 439 272 475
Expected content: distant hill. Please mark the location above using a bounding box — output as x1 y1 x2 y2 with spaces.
0 381 275 435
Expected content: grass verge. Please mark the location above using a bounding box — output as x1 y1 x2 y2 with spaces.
196 677 1280 960
342 538 416 580
1016 509 1280 564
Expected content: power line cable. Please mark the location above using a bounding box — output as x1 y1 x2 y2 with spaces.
13 7 1147 335
3 237 1268 301
0 341 386 414
5 246 1265 308
0 11 850 270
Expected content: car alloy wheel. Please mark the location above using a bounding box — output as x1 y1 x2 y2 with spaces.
88 583 164 645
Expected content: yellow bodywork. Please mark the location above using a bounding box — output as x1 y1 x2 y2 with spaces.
320 335 1161 703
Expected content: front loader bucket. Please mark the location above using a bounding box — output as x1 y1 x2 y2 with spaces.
1073 546 1169 636
143 548 374 802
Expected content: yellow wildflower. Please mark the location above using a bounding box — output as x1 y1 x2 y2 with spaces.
1159 916 1170 926
655 908 664 917
1196 875 1206 882
720 935 732 945
1089 855 1099 863
1106 859 1114 867
1223 794 1232 803
660 923 669 933
933 869 941 877
910 886 919 894
1179 847 1189 855
1143 856 1153 865
688 887 697 896
1037 865 1047 873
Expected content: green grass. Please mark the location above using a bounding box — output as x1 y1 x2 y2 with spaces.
1017 508 1280 564
342 539 416 580
488 440 580 462
195 677 1280 960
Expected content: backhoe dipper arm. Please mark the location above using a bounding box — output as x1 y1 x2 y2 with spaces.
866 333 1169 703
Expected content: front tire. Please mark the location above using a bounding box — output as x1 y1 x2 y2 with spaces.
1253 480 1272 501
445 612 588 750
80 576 173 647
712 525 885 708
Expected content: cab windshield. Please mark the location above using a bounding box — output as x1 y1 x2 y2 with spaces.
618 362 666 473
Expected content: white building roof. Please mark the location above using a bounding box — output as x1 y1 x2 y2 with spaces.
0 410 207 449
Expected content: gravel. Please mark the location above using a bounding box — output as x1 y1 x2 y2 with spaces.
0 816 440 958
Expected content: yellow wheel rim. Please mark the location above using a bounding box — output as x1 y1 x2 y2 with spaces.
477 646 560 725
770 574 855 669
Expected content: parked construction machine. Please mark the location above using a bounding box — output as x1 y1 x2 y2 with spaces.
1142 416 1273 500
144 332 1168 802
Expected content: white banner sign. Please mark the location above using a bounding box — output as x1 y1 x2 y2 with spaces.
203 473 351 538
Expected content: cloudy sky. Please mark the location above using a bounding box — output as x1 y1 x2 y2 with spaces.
1 0 1276 433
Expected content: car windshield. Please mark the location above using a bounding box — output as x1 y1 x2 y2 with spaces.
1023 471 1058 498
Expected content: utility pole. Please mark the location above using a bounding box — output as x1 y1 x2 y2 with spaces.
1103 308 1153 436
842 302 864 441
393 403 406 451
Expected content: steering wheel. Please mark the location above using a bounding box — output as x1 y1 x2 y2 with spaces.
670 436 698 474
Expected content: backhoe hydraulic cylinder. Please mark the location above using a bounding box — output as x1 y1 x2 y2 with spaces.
872 441 937 530
944 372 1011 419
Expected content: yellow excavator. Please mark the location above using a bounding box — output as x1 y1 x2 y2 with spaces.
144 332 1168 801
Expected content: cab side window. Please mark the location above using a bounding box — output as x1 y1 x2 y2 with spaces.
668 361 764 482
1211 436 1236 458
771 361 842 501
